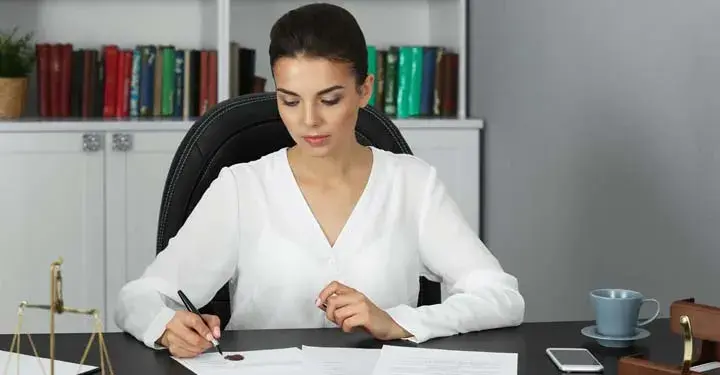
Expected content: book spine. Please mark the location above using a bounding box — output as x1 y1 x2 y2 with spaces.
420 47 436 117
130 47 142 118
162 46 176 116
383 47 398 117
174 49 185 117
407 46 423 117
367 45 377 105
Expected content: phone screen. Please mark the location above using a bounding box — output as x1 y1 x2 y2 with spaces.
549 349 601 366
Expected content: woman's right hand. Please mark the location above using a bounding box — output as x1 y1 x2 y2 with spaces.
157 311 221 358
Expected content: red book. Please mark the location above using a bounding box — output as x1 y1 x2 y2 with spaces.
49 44 61 117
208 51 217 108
122 50 132 117
103 45 119 118
59 44 72 117
199 50 209 115
115 49 125 118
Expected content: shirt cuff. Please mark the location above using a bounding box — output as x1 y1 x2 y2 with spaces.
384 304 431 344
142 306 177 350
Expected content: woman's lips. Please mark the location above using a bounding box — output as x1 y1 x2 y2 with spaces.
302 135 330 146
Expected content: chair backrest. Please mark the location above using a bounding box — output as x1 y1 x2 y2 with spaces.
156 92 441 328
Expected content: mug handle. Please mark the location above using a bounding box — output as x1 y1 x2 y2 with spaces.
637 298 661 326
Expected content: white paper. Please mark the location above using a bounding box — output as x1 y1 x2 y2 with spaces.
370 345 518 375
301 345 380 375
172 347 305 375
0 349 98 375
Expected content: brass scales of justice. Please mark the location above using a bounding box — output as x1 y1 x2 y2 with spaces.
3 258 114 375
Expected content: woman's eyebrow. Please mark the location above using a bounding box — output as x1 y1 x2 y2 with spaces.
276 85 344 97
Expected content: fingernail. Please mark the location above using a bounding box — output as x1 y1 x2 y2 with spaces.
315 297 321 307
206 333 214 342
214 327 221 338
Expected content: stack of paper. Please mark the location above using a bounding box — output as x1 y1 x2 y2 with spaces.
172 344 518 375
173 347 305 375
0 350 98 375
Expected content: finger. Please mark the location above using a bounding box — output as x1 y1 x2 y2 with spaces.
182 313 214 343
165 331 204 357
326 294 363 323
317 281 353 307
334 302 364 322
202 314 222 339
169 319 211 350
340 314 366 333
333 304 365 329
170 344 200 358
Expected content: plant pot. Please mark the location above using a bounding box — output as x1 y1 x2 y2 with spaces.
0 77 28 119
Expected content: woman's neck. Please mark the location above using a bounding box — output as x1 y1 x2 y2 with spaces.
288 142 371 182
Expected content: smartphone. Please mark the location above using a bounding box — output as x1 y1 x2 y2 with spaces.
546 348 604 372
691 361 720 374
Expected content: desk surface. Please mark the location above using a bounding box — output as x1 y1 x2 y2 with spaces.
0 320 682 374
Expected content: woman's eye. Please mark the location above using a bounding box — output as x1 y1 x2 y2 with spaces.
321 97 341 106
283 100 299 107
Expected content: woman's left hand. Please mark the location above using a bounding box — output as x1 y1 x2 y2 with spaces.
316 281 411 341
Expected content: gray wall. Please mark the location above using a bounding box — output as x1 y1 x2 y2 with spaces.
469 0 720 322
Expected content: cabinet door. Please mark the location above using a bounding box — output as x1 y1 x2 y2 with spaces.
105 131 187 332
399 128 481 235
0 132 105 334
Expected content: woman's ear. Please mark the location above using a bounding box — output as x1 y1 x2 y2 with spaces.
358 74 375 107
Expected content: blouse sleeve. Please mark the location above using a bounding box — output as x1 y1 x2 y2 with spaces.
385 166 525 343
113 167 241 349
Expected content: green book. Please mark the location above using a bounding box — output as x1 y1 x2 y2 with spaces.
407 46 423 117
367 45 377 105
161 46 175 116
396 47 413 118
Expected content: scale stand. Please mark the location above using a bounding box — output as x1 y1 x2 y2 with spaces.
3 258 114 375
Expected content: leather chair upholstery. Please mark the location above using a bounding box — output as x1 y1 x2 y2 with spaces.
155 92 441 329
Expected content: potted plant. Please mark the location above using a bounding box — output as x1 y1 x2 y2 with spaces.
0 27 35 119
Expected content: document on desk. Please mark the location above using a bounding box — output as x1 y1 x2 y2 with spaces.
370 345 518 375
172 347 304 375
0 349 98 375
301 346 380 375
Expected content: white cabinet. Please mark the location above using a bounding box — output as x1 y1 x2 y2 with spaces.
0 125 481 334
0 132 105 334
401 128 481 233
104 131 187 332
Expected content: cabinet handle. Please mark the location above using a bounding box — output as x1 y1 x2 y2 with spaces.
82 133 102 152
112 133 133 152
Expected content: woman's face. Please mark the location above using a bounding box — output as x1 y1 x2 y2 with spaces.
272 55 373 157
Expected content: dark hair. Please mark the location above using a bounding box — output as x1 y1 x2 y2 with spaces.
269 3 368 86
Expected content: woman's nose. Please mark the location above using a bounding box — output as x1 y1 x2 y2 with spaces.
303 104 320 127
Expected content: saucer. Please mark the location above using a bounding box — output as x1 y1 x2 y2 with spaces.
581 325 651 348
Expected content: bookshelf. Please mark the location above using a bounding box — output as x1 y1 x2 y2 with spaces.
0 0 478 129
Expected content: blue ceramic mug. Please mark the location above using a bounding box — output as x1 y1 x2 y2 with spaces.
590 288 660 337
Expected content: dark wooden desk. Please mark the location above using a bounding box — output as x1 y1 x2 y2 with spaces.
0 320 683 374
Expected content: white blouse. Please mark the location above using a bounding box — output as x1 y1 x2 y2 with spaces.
114 146 525 348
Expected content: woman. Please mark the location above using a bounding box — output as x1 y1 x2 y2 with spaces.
114 2 525 358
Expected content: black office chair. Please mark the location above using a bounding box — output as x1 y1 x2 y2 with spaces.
155 92 441 329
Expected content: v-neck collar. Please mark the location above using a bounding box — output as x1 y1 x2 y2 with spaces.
281 146 381 251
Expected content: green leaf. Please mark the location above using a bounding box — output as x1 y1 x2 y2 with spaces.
0 27 36 78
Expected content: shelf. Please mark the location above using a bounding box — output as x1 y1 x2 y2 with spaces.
224 0 467 117
0 118 482 133
2 0 469 123
0 119 196 133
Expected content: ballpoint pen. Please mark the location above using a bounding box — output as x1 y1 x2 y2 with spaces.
177 290 224 357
